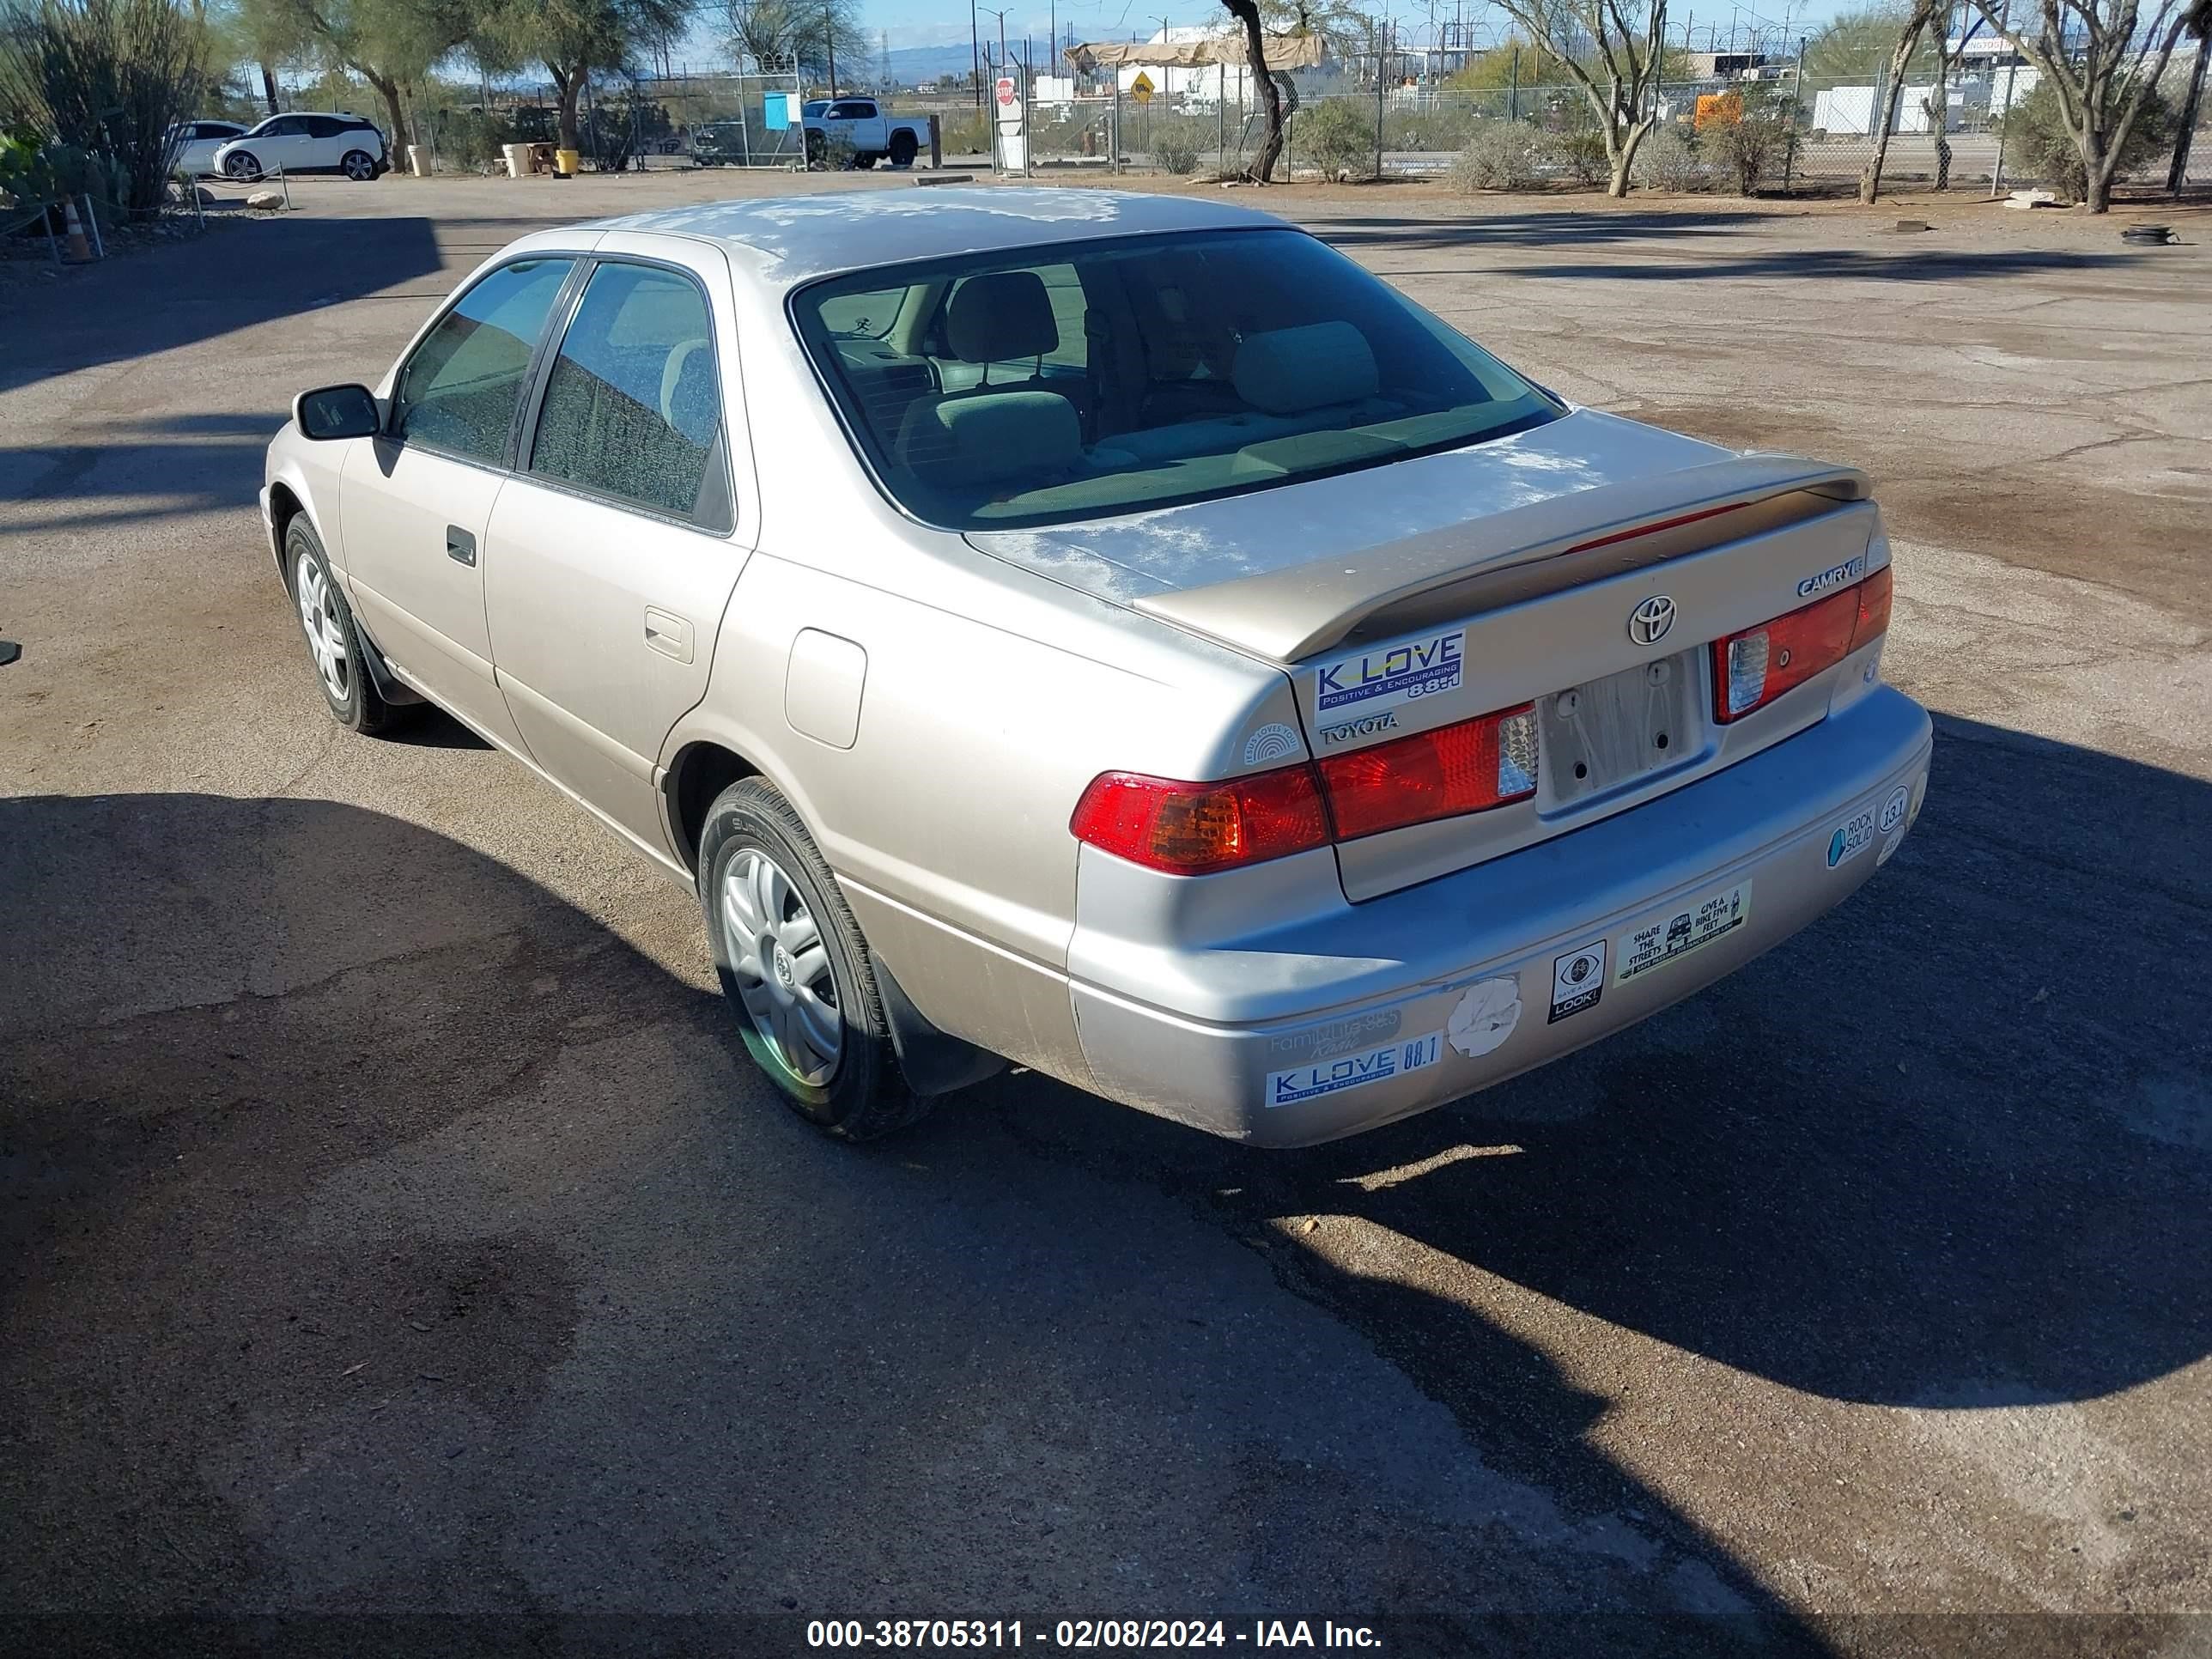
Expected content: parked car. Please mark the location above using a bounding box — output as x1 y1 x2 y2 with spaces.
802 96 928 167
167 118 246 178
261 191 1931 1147
690 120 750 165
214 112 388 182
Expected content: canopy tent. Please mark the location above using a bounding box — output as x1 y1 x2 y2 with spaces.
1063 33 1327 72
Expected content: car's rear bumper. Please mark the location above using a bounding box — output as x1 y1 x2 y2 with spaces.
1068 685 1933 1147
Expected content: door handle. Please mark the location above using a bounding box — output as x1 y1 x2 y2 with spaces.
644 607 694 665
446 526 477 567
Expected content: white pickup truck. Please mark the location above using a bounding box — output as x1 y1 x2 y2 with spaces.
803 97 930 168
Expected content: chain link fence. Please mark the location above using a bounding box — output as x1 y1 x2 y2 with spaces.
1063 39 2209 195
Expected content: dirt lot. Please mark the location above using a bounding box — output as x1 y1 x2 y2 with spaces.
3 171 2209 1656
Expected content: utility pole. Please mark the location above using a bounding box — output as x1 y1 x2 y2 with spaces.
972 0 982 106
825 5 836 95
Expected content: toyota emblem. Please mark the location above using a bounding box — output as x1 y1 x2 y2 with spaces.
1629 594 1676 646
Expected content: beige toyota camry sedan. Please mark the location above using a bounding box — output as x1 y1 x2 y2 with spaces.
262 189 1931 1146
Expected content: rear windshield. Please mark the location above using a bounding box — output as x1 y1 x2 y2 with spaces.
791 228 1560 531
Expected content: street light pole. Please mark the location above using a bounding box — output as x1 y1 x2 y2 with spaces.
972 0 982 106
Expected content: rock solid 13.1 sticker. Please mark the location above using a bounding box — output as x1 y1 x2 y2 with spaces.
1549 941 1606 1024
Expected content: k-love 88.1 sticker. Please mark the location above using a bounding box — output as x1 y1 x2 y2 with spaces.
1314 629 1465 716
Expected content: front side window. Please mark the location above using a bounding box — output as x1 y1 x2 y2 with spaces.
392 258 574 464
829 100 875 119
528 262 727 527
793 228 1561 531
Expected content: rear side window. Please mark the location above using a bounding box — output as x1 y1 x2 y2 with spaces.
392 258 574 464
528 262 728 529
305 116 345 138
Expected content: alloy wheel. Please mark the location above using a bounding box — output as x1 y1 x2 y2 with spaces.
343 150 375 181
294 550 349 704
720 847 842 1087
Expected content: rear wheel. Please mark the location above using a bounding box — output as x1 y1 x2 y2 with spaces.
340 149 377 181
699 778 932 1142
889 129 917 167
224 149 262 182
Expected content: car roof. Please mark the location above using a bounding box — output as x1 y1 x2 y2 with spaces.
584 187 1285 290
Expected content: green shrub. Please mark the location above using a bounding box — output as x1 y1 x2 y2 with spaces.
1632 124 1716 191
1534 123 1607 185
1148 112 1209 174
1383 102 1479 153
1 0 206 215
1448 118 1538 191
1294 95 1376 180
428 107 513 173
1998 76 2172 200
1705 86 1800 193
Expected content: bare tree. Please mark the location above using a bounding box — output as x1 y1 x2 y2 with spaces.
2169 0 2209 189
1487 0 1668 196
1976 0 2197 209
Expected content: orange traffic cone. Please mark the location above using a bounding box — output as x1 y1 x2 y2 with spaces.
61 198 92 261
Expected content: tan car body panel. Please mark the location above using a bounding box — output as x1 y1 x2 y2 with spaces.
263 194 1933 1141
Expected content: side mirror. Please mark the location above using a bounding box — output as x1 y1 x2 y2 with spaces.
294 383 381 441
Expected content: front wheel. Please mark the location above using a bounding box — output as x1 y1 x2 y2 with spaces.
340 149 378 181
699 778 932 1142
224 150 262 182
286 517 402 735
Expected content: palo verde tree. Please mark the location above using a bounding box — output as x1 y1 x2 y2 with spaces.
1486 0 1668 195
234 0 473 150
488 0 684 153
1214 0 1370 183
1975 0 2197 210
1855 0 1939 202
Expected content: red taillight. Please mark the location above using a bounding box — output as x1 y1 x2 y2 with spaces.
1317 702 1538 840
1713 564 1892 725
1068 767 1330 876
1072 702 1539 873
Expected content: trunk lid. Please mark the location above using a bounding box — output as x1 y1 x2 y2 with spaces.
968 408 1883 902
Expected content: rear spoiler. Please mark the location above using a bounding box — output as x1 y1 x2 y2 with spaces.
1133 454 1871 665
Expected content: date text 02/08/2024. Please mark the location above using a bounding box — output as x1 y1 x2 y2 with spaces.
806 1620 1382 1649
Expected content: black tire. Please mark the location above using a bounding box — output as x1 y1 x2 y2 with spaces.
698 777 932 1142
853 151 877 170
283 516 403 737
224 149 262 182
805 130 825 166
889 130 917 167
340 149 378 181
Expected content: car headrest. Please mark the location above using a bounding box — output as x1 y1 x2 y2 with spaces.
897 390 1080 488
945 271 1059 364
660 340 713 431
1233 321 1380 415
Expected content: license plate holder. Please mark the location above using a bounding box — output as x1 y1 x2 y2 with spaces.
1538 650 1702 807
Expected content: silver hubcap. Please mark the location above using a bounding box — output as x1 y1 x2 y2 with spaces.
294 550 349 703
345 153 372 179
720 848 842 1087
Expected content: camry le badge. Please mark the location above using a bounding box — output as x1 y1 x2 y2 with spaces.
1629 594 1677 646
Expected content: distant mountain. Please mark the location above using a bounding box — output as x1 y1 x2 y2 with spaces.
878 38 1066 85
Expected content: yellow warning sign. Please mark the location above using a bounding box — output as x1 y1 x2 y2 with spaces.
1130 70 1155 104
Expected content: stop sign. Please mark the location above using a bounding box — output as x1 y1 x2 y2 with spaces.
996 76 1016 106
